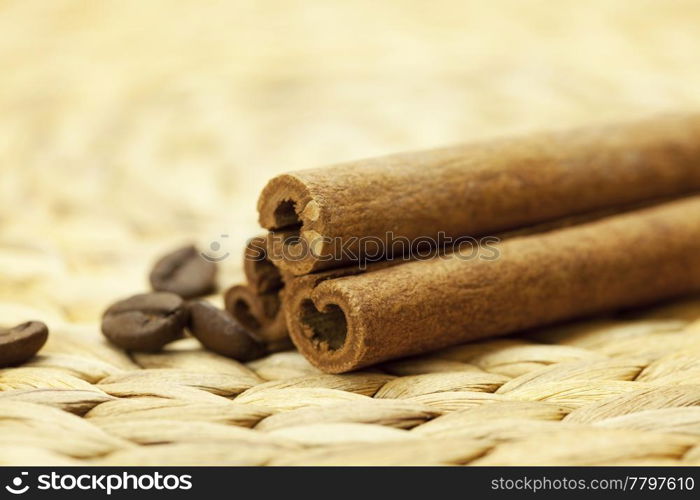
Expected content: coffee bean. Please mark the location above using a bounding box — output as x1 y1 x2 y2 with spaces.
0 321 49 367
101 293 187 351
149 245 217 299
188 300 266 361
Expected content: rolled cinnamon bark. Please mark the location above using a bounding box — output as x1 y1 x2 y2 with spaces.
244 235 284 294
224 236 291 352
284 196 700 373
259 114 700 275
224 285 291 352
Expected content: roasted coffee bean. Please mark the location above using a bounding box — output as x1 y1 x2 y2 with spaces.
0 321 49 367
188 300 266 361
149 245 217 299
101 293 187 351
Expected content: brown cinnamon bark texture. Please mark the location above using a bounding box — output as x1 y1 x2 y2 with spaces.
244 235 284 294
224 285 290 352
284 196 700 373
225 236 291 351
259 114 700 275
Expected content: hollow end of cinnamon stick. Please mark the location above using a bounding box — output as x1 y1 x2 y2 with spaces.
244 235 284 293
285 283 366 374
224 284 291 351
257 174 335 275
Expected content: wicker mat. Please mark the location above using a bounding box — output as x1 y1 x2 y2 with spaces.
1 297 700 466
3 0 700 466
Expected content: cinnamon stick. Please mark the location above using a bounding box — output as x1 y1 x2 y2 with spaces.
224 284 290 352
225 236 291 351
244 235 284 294
283 196 700 373
258 114 700 275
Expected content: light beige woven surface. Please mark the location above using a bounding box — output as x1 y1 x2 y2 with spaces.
3 0 700 465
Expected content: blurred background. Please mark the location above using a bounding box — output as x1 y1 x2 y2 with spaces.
2 0 700 325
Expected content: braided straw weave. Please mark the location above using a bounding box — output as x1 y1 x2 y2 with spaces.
3 0 700 465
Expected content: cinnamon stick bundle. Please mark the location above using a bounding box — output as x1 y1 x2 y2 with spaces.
283 196 700 373
258 114 700 275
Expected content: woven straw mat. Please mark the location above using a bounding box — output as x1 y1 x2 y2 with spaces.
3 0 700 465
